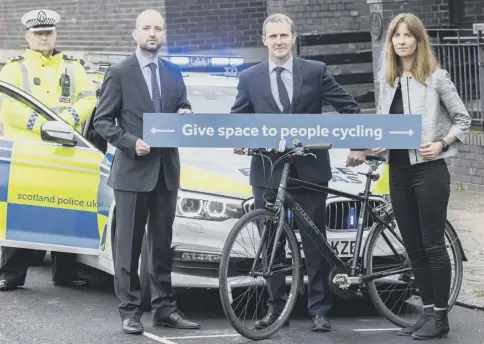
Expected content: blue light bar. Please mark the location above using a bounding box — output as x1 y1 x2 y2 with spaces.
160 54 245 67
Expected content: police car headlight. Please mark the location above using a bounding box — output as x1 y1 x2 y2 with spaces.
176 191 244 221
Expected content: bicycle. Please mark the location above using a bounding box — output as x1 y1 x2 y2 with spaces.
218 142 464 340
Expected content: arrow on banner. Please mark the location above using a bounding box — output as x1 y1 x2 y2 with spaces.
151 127 175 134
389 129 414 136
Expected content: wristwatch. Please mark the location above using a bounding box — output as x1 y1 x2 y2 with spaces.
439 139 450 152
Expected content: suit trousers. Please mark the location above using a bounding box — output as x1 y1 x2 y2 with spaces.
0 247 79 284
252 185 333 317
112 164 178 321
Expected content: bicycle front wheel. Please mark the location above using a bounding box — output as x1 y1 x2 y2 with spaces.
218 208 302 340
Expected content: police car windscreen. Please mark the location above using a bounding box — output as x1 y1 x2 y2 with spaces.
186 85 237 113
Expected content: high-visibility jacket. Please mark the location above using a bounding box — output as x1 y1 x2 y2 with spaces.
0 49 97 141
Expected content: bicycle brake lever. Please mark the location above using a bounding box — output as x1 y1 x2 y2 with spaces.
303 153 317 159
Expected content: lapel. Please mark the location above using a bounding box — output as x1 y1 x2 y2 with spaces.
128 54 154 111
291 57 304 113
157 58 171 113
259 61 281 113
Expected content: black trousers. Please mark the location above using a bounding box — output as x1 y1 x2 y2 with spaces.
252 185 333 317
112 173 178 321
0 247 79 284
389 158 451 309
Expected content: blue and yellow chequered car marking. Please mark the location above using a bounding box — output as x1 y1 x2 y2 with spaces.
0 138 112 249
97 152 114 251
0 139 13 240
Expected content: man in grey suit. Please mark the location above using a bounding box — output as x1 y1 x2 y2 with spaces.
93 9 200 335
232 13 366 332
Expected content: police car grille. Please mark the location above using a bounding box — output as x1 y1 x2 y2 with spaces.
326 200 384 231
242 197 384 231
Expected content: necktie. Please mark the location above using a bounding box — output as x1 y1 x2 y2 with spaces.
275 67 290 113
148 62 162 113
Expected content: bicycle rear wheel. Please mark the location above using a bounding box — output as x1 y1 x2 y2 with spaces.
365 218 463 328
218 208 302 340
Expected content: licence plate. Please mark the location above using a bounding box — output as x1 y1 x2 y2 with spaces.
330 240 356 257
287 236 356 258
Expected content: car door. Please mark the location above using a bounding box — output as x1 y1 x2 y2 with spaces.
0 80 105 256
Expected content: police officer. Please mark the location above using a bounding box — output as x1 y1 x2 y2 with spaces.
0 9 97 291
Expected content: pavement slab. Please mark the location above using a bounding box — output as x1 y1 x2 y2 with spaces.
448 189 484 309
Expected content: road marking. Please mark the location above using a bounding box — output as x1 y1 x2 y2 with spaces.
353 328 400 332
143 331 178 344
165 334 241 340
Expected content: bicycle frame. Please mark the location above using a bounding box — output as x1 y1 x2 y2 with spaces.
253 151 391 279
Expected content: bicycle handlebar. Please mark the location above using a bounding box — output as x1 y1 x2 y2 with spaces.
245 143 332 156
242 145 387 164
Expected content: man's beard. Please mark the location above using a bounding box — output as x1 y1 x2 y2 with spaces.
140 41 162 53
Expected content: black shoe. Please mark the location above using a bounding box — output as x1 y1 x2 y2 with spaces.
153 310 201 329
311 314 331 332
122 318 144 334
398 307 434 336
0 280 20 291
412 309 449 340
254 313 290 330
53 277 89 287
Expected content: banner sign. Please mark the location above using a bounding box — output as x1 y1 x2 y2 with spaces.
143 113 422 149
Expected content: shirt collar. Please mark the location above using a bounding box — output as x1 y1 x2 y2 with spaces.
268 55 293 74
135 46 157 69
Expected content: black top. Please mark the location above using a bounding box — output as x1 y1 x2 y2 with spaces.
388 82 411 167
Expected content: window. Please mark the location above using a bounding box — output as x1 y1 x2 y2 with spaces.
0 85 54 142
186 83 238 114
0 84 90 149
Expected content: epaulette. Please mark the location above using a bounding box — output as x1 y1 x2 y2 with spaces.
7 55 24 63
63 54 80 61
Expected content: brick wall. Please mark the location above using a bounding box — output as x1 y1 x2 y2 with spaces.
447 134 484 193
165 0 266 53
418 0 450 27
457 0 484 27
267 0 371 33
0 0 166 52
0 0 266 55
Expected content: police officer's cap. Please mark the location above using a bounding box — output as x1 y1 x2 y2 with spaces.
21 9 60 32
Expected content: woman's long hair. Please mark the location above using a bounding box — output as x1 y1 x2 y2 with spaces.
381 13 438 87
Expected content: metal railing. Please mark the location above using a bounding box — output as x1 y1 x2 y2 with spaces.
428 26 484 127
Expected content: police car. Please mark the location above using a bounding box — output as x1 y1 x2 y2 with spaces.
0 53 391 291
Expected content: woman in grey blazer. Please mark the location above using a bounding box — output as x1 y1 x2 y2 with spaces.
372 13 471 340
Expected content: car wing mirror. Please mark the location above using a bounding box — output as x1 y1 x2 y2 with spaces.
41 121 77 147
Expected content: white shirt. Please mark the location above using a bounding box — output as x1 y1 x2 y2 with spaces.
268 56 294 112
135 46 162 100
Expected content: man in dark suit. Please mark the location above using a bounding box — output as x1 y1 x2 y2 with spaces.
231 13 366 332
93 9 200 335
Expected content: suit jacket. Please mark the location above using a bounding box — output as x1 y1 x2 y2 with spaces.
231 57 361 189
93 54 191 192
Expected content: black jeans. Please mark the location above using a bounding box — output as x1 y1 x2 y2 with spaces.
389 158 451 309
